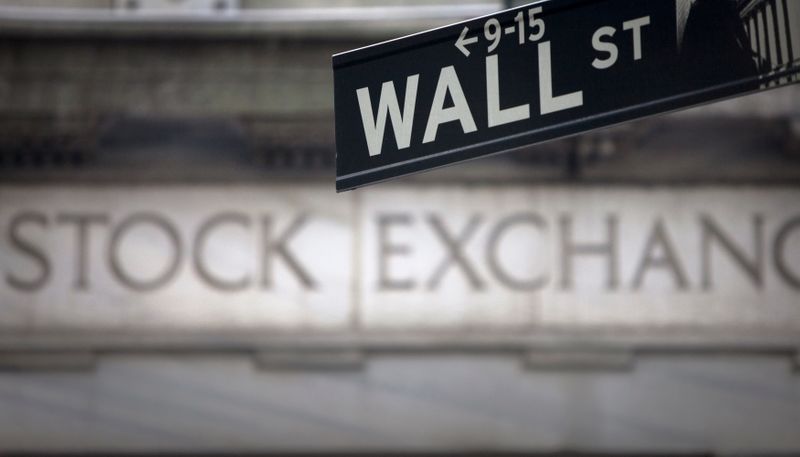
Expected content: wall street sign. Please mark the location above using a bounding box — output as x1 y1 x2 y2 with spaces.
333 0 800 191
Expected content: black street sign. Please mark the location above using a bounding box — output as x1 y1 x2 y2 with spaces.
333 0 800 191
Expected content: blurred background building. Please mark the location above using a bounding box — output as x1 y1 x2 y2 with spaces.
0 0 799 454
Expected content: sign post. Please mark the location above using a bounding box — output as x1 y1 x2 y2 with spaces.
333 0 800 191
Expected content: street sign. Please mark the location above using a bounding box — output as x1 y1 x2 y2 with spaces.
333 0 800 191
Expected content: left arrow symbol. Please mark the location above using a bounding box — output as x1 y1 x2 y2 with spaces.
455 26 478 57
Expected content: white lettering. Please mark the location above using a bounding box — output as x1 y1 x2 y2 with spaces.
592 26 618 69
423 66 477 144
623 16 650 61
486 55 531 127
356 75 419 157
538 41 584 115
